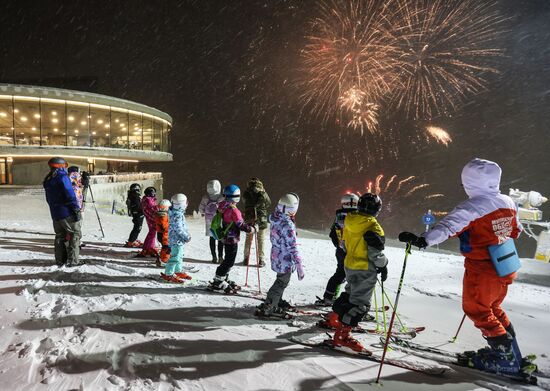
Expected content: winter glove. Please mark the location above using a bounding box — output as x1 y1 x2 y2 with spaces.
162 244 171 255
377 266 388 282
73 209 82 222
157 232 163 243
296 262 305 281
398 232 427 249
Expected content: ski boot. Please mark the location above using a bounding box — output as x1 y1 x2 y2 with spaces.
243 257 250 266
333 325 364 353
211 255 218 264
209 275 237 294
255 303 292 319
258 259 266 268
318 311 342 330
217 256 224 263
175 272 192 280
160 273 185 284
459 333 521 376
278 299 294 311
314 296 333 307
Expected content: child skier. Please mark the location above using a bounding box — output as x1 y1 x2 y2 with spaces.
243 177 271 267
324 193 388 352
315 193 359 306
155 199 172 267
125 183 144 248
399 158 525 375
256 193 304 318
139 186 158 257
161 193 192 283
67 166 84 210
198 179 224 263
209 184 255 293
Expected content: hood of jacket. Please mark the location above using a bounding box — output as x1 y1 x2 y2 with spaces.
247 178 264 193
461 158 502 198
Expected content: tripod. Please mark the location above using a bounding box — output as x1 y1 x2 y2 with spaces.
82 172 105 238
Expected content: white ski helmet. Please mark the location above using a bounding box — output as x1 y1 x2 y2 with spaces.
207 179 221 196
277 192 299 215
158 199 172 212
341 193 359 210
170 193 188 210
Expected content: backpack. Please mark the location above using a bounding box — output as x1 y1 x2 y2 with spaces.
210 211 234 240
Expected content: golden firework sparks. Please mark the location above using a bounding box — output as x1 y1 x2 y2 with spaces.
426 125 452 146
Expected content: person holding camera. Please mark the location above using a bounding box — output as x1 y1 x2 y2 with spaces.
43 157 83 267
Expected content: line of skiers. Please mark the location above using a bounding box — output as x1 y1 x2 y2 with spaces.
45 155 528 377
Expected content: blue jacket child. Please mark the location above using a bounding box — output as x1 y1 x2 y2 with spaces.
162 193 191 283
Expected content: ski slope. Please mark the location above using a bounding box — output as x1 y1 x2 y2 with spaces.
0 193 549 391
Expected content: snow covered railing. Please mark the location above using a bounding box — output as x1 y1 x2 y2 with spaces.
89 172 162 185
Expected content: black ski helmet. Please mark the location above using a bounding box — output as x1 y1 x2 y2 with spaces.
48 157 66 169
357 193 382 216
144 186 156 197
130 183 141 193
67 166 80 174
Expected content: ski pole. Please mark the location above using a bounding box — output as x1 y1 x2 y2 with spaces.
244 233 251 287
373 285 380 332
380 279 388 335
376 242 411 384
254 230 262 293
88 185 105 238
377 278 407 332
450 313 467 343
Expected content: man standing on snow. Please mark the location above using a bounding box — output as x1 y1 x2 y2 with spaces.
243 178 271 267
400 158 525 375
43 157 83 267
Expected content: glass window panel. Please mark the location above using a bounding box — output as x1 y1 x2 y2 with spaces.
90 105 110 148
41 100 66 146
153 118 162 151
66 102 90 147
14 98 40 146
166 124 171 152
111 109 129 149
142 116 153 151
0 98 14 146
129 113 142 150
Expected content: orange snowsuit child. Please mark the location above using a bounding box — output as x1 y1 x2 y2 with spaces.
156 201 171 264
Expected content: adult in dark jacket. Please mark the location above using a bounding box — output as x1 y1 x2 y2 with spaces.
125 183 144 247
242 178 271 267
43 157 82 266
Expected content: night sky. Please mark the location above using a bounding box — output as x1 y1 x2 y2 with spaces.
1 0 549 253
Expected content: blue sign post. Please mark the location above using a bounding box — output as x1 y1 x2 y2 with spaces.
422 209 436 232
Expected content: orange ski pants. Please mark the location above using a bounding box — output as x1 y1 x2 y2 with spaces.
462 267 516 337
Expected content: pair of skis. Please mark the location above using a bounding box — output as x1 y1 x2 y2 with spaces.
378 335 545 386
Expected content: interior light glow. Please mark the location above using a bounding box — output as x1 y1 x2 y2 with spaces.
51 118 59 123
53 128 58 132
97 119 103 124
0 112 7 117
92 131 97 135
81 121 87 125
51 111 57 116
68 116 74 121
20 116 28 122
34 114 40 119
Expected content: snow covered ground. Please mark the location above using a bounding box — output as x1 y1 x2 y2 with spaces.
0 192 549 391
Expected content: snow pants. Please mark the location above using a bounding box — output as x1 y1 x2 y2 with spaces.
216 243 238 277
128 214 144 243
266 272 291 308
244 228 267 262
462 268 516 338
209 237 224 260
333 262 377 327
165 244 184 276
142 217 157 253
53 215 82 266
323 247 346 301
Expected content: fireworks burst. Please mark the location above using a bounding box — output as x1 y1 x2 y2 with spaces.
300 0 506 132
426 125 452 146
392 0 507 119
361 173 445 215
299 0 403 133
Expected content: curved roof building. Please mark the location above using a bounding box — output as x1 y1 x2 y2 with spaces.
0 84 173 185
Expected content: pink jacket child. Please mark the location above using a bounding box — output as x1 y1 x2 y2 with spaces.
140 187 159 257
217 200 253 244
